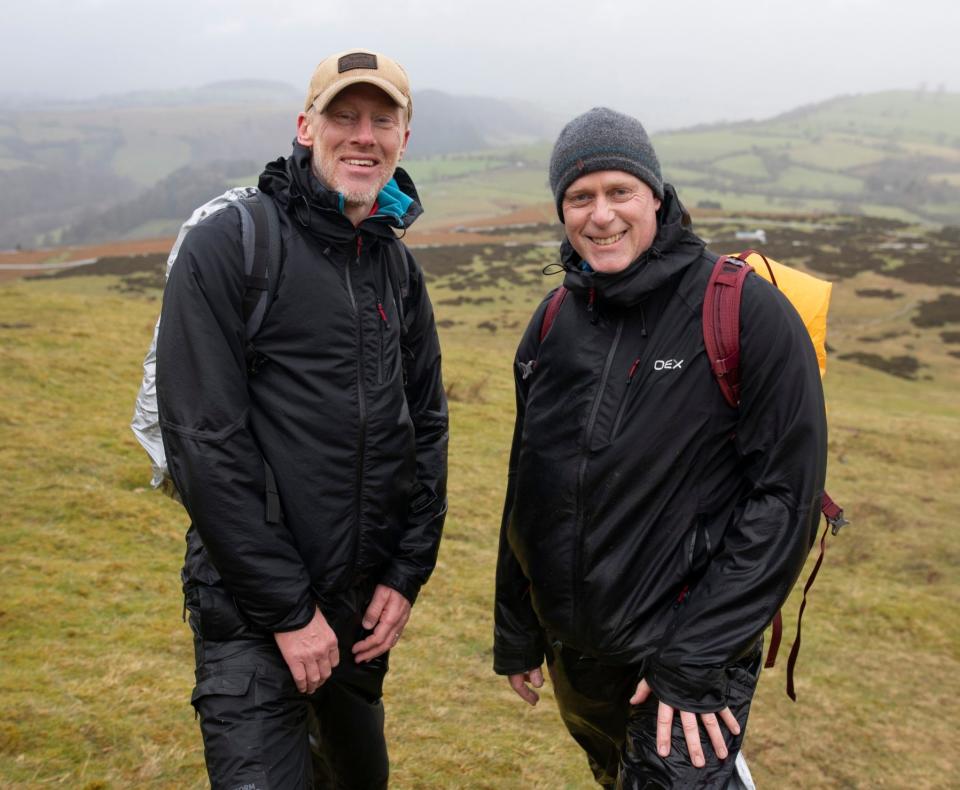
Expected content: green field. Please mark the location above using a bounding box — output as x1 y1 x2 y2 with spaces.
1 213 959 787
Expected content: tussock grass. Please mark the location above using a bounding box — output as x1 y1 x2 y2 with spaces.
1 226 958 788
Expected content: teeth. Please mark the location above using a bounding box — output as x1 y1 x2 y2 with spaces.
344 159 375 167
591 231 626 246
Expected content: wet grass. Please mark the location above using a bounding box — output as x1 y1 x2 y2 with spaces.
1 211 959 787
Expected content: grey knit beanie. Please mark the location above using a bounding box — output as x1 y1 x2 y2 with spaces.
549 107 663 219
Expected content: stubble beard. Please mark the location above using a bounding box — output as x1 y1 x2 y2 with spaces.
313 148 399 208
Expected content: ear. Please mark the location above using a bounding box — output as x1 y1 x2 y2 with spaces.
296 112 314 146
398 126 411 160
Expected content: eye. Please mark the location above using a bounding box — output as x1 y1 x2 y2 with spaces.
566 193 593 207
373 114 399 129
330 110 356 125
610 188 633 201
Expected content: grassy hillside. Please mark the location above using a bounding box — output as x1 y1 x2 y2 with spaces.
0 87 558 249
1 210 958 787
404 91 960 232
653 90 960 224
3 89 958 250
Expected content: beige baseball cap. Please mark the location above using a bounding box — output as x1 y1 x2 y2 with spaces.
304 49 412 119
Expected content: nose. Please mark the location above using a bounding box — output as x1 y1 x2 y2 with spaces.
590 195 614 225
351 114 376 146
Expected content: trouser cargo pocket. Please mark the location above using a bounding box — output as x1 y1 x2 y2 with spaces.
184 583 259 642
191 666 276 790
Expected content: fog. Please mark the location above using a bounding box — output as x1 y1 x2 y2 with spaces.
3 0 958 129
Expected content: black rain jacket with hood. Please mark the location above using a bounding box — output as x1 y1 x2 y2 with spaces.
493 186 827 712
157 143 448 634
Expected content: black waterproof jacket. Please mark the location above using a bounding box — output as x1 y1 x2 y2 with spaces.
157 144 448 634
494 186 827 711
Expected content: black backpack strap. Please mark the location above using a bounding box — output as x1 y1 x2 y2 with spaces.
237 192 281 337
232 193 282 374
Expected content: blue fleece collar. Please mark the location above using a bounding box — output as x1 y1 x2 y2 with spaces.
373 178 414 226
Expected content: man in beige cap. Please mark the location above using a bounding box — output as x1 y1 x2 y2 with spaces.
154 50 447 788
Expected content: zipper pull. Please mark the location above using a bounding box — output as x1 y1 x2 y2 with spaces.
377 299 388 325
627 358 640 381
356 235 363 261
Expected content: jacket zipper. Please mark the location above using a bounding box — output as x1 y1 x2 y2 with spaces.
609 357 641 440
346 235 367 573
573 314 624 637
376 298 388 385
610 302 649 441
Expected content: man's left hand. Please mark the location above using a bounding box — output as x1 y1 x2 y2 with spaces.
352 584 412 663
630 679 741 769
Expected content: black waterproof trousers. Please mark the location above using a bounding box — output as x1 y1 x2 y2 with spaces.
548 641 762 790
186 583 389 790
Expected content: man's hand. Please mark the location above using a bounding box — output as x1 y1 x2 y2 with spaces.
631 679 740 769
507 667 544 706
352 584 411 663
273 607 339 694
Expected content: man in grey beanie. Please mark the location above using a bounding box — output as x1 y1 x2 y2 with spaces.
494 107 827 788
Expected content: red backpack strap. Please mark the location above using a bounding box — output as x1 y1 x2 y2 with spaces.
765 611 783 669
706 252 847 699
784 521 830 700
821 491 849 534
733 248 778 288
702 256 753 407
540 286 569 343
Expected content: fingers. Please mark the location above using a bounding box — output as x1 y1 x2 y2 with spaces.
361 585 391 630
680 710 705 768
353 587 412 663
718 706 741 736
656 701 674 759
352 628 391 663
290 661 308 694
529 667 544 688
508 671 541 705
273 608 340 693
699 712 728 761
649 693 739 769
629 678 652 705
352 611 404 662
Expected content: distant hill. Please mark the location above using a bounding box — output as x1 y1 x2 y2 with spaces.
405 90 559 156
0 83 560 248
652 89 960 224
2 88 957 248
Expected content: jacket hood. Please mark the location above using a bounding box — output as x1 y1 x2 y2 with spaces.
560 184 705 307
258 142 423 243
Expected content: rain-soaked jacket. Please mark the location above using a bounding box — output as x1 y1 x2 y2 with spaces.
493 186 826 712
156 144 448 633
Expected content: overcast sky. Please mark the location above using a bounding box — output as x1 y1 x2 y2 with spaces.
3 0 958 129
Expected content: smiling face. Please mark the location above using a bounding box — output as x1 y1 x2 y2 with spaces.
562 171 662 274
296 83 409 223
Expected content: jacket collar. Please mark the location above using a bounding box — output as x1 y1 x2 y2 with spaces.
560 184 705 307
258 142 423 243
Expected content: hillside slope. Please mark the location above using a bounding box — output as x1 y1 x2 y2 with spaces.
2 89 957 249
654 90 960 223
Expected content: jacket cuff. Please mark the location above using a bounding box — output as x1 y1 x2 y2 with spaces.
262 597 316 634
377 570 422 606
493 639 546 676
645 660 729 713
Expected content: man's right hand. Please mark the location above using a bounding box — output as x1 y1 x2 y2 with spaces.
273 607 339 694
507 666 544 706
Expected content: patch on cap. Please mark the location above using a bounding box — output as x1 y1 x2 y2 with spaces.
339 53 378 73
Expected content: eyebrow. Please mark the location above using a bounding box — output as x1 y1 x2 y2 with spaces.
566 180 636 197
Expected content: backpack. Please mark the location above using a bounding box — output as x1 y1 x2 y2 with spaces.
539 249 848 700
131 187 412 498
